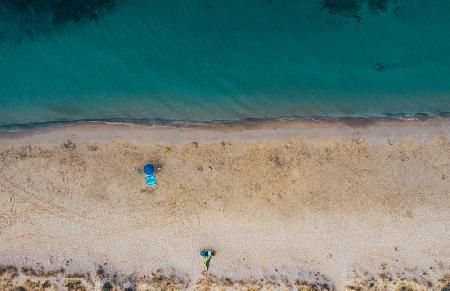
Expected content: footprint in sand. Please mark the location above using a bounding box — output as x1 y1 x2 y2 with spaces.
0 215 11 231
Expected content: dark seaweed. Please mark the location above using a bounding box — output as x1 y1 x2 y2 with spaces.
0 0 121 42
3 0 119 24
323 0 389 17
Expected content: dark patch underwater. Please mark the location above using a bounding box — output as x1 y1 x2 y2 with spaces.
323 0 391 18
0 0 120 42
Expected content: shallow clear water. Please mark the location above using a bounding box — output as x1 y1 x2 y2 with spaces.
0 0 450 127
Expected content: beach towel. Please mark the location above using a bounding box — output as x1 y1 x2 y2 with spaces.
200 250 214 271
146 174 157 187
203 257 211 271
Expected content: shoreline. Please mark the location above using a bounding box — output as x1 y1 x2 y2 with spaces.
0 117 449 290
1 116 449 147
1 112 449 133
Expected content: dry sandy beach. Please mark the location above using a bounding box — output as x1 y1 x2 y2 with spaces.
0 119 449 290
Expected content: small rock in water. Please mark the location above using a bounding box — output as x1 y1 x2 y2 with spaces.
375 63 385 71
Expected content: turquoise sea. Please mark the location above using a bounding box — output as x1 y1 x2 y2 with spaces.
0 0 450 128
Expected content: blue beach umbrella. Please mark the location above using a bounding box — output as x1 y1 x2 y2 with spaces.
143 164 155 175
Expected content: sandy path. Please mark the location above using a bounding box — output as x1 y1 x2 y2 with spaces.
0 119 449 289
